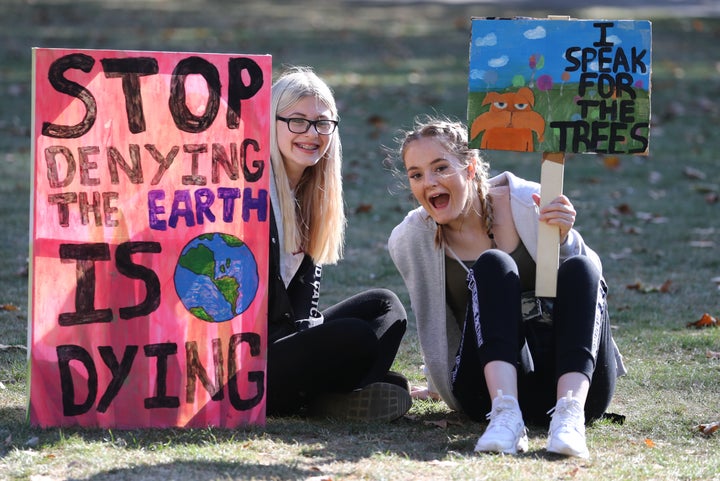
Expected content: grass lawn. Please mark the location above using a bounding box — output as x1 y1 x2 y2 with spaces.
1 1 719 480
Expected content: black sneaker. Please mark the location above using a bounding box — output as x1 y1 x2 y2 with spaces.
310 382 412 422
383 371 411 392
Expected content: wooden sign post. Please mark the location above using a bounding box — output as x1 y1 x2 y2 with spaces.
468 17 651 296
536 152 565 296
29 48 272 428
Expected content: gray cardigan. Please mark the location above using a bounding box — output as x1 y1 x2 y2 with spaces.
388 171 625 411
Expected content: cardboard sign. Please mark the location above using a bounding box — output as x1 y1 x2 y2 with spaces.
468 18 651 154
29 48 271 428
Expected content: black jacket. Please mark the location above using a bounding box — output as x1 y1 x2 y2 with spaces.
267 207 323 343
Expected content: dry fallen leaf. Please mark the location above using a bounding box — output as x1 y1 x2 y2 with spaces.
614 203 634 215
366 114 386 128
692 19 706 32
687 313 718 328
354 203 373 214
424 418 463 429
626 279 672 293
603 155 621 170
453 16 468 30
696 421 719 436
366 114 387 139
567 466 581 477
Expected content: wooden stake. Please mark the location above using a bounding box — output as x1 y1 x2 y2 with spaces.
535 152 565 297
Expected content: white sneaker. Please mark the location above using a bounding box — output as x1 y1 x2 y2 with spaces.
546 391 590 459
474 390 528 454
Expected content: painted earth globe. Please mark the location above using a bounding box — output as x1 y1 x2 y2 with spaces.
174 233 259 322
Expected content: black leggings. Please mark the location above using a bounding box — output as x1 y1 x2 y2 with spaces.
452 250 616 425
266 288 407 416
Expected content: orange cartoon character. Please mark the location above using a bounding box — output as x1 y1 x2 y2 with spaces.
470 86 546 152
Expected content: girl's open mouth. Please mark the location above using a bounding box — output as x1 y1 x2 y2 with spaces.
430 193 450 209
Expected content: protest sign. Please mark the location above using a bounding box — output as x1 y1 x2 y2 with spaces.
29 48 271 428
468 18 651 295
469 18 651 154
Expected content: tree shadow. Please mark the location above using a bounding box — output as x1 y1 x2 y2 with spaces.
0 406 488 464
68 460 313 481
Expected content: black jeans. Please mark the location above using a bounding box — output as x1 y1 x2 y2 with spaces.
266 288 407 416
452 249 616 425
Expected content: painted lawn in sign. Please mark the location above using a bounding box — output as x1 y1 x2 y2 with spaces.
29 48 271 428
468 19 651 154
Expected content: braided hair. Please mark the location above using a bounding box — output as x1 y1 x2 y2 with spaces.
398 116 494 248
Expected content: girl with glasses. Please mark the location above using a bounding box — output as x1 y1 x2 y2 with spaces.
266 66 411 421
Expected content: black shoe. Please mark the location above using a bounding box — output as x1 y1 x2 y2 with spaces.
310 382 412 422
383 371 410 392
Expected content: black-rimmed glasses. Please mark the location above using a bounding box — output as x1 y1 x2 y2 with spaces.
276 116 339 135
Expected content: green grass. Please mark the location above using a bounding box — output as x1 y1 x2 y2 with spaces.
2 1 720 480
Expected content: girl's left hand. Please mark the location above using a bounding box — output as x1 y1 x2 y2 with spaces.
532 193 576 243
410 385 441 401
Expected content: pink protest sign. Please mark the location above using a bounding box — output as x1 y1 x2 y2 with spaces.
29 48 271 428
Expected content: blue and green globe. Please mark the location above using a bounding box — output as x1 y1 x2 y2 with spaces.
174 233 259 323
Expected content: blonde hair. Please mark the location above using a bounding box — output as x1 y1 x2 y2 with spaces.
270 66 345 264
398 116 494 248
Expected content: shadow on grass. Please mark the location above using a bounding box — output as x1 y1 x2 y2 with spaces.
0 406 27 425
0 405 483 463
67 460 315 481
64 451 585 481
0 396 627 462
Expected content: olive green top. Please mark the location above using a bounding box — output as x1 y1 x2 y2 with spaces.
444 241 536 331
